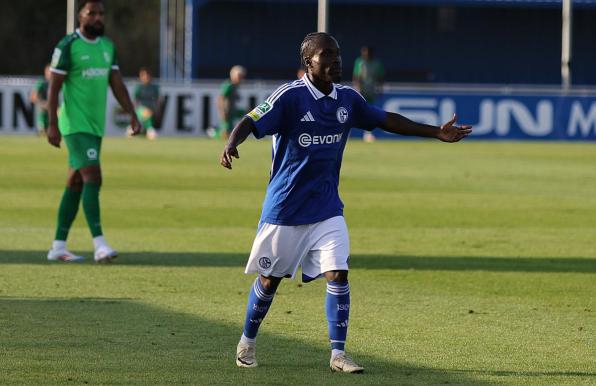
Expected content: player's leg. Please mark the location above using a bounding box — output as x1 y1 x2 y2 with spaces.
47 168 85 262
65 133 116 263
303 216 364 373
218 120 231 140
144 108 157 140
324 269 350 357
237 274 282 368
324 270 363 373
362 95 377 143
37 111 49 137
79 163 103 238
242 274 282 341
236 222 310 368
79 163 117 263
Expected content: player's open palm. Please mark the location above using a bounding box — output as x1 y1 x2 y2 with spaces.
438 114 472 142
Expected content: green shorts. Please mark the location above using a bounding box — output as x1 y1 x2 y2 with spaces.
63 133 102 170
136 106 154 130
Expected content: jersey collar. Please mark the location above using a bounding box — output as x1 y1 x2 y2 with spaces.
302 74 337 100
76 28 100 44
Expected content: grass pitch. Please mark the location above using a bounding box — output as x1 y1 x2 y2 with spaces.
0 136 594 385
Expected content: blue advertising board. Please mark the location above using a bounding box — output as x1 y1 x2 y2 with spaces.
367 88 596 140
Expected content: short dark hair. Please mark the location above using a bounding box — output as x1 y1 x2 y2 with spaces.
78 0 103 12
300 32 335 68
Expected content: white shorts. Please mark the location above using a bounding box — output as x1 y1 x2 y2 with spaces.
245 216 350 282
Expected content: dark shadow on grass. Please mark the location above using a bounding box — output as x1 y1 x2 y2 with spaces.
0 297 500 385
451 369 596 378
1 250 595 273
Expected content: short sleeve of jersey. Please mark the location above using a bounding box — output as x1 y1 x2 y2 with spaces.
247 99 285 139
352 90 386 130
376 61 385 78
352 58 362 77
34 80 44 92
220 81 232 97
50 35 74 73
111 46 119 70
246 87 287 139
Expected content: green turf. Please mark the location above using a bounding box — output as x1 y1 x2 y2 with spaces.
0 136 594 385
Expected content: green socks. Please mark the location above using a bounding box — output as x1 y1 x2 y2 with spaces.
82 182 103 237
54 187 82 241
54 182 103 240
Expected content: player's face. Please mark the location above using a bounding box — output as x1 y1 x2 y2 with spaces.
140 71 151 84
361 47 370 60
308 37 342 83
79 2 105 37
232 72 245 84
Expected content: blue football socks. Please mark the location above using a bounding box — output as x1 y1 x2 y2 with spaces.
242 277 276 340
326 280 350 352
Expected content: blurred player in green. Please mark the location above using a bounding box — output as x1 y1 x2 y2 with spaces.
130 67 160 140
46 0 141 262
216 65 246 139
30 64 52 136
352 46 384 142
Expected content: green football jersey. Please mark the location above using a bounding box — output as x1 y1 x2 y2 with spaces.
34 80 49 102
50 29 118 137
134 83 160 112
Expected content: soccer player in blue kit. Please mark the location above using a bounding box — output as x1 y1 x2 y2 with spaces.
220 32 472 373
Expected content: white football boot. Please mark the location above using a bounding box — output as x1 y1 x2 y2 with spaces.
47 248 85 262
330 353 364 373
94 244 118 263
236 341 258 368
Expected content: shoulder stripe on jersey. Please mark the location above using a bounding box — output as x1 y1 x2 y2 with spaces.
266 81 305 105
267 81 298 102
266 79 304 103
265 85 288 103
336 84 367 101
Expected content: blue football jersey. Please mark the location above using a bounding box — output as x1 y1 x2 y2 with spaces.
247 75 386 226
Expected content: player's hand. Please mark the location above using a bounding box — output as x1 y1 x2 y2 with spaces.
129 115 143 136
47 124 61 148
438 114 472 143
220 144 239 170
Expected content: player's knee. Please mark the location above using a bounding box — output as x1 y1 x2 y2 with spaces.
324 270 348 283
66 175 83 191
80 166 102 186
82 175 102 186
259 275 282 292
66 169 82 189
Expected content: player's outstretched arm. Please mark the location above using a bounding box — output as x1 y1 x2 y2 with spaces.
382 112 472 142
109 70 142 135
220 116 256 170
47 72 65 148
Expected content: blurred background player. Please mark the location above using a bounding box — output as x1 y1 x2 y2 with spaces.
352 46 384 142
30 64 52 136
215 65 246 139
130 66 160 139
46 0 141 262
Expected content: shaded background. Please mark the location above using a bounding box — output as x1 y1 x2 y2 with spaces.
1 0 595 84
0 0 160 77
